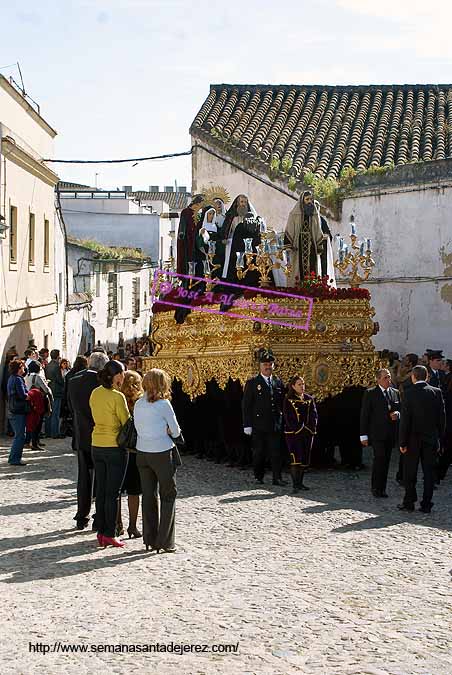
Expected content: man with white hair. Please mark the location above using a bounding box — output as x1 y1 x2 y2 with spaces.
68 351 109 530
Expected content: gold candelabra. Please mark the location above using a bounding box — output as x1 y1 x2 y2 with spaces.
236 228 292 288
187 241 222 291
334 216 375 286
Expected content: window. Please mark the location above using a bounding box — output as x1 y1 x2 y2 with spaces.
9 205 17 264
108 272 118 318
29 212 35 266
132 277 140 321
44 218 50 268
95 271 101 297
120 285 124 311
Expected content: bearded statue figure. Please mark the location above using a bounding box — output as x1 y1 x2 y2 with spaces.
221 194 257 282
284 190 335 287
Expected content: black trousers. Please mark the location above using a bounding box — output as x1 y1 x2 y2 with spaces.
402 436 437 508
437 433 452 480
26 416 44 447
92 446 128 537
74 448 95 523
137 449 177 550
371 439 394 493
252 430 281 481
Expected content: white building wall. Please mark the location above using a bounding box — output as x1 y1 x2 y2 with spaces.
67 243 151 354
61 196 145 215
0 77 55 157
0 83 58 364
62 208 164 260
338 187 452 355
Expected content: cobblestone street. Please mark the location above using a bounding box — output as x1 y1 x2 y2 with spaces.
0 437 451 675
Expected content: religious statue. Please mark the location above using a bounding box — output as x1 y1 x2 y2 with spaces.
196 204 225 276
284 190 335 287
221 194 257 282
176 194 205 276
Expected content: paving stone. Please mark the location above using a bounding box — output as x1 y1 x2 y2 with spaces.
0 439 451 674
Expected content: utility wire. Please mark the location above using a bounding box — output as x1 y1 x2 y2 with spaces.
44 149 193 164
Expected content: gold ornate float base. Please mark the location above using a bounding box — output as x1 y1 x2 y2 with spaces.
142 297 382 400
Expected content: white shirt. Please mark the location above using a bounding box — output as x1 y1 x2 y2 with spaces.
134 397 181 453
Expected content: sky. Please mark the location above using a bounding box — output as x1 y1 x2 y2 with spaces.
1 0 452 192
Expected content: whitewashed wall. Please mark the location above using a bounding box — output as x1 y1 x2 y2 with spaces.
339 187 452 355
62 208 166 261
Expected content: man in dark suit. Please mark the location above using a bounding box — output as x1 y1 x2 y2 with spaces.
68 351 109 529
242 349 286 486
398 365 446 513
360 368 400 497
426 349 447 392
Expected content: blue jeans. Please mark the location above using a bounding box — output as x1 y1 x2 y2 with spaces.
9 414 27 464
45 397 61 437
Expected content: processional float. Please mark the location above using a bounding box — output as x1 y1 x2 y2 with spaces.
142 213 381 401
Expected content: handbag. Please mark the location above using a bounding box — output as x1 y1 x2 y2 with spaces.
30 374 52 417
171 445 183 469
170 432 186 450
117 416 137 451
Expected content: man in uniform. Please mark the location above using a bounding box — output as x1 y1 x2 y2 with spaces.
426 349 447 392
242 349 287 486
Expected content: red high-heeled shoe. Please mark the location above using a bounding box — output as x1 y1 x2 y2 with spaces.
102 536 125 548
97 533 104 547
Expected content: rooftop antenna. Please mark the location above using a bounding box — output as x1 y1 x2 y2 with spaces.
16 61 25 95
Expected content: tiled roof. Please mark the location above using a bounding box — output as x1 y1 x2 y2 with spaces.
190 84 452 180
58 181 95 190
130 191 191 210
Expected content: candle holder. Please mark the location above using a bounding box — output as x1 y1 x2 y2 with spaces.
187 261 203 290
203 241 221 290
334 216 375 286
236 224 292 288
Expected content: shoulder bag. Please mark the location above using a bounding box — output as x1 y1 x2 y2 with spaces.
117 416 137 451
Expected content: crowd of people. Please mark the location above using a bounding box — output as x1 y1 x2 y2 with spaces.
2 337 451 550
2 341 182 552
1 340 149 465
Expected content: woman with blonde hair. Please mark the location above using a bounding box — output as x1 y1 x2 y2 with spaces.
118 370 144 538
134 368 181 553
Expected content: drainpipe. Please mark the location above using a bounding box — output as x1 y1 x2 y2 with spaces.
0 122 4 227
55 186 70 309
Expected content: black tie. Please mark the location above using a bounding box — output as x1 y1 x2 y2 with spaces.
384 389 391 409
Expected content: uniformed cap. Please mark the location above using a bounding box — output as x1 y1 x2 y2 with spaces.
426 349 444 360
257 348 275 363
